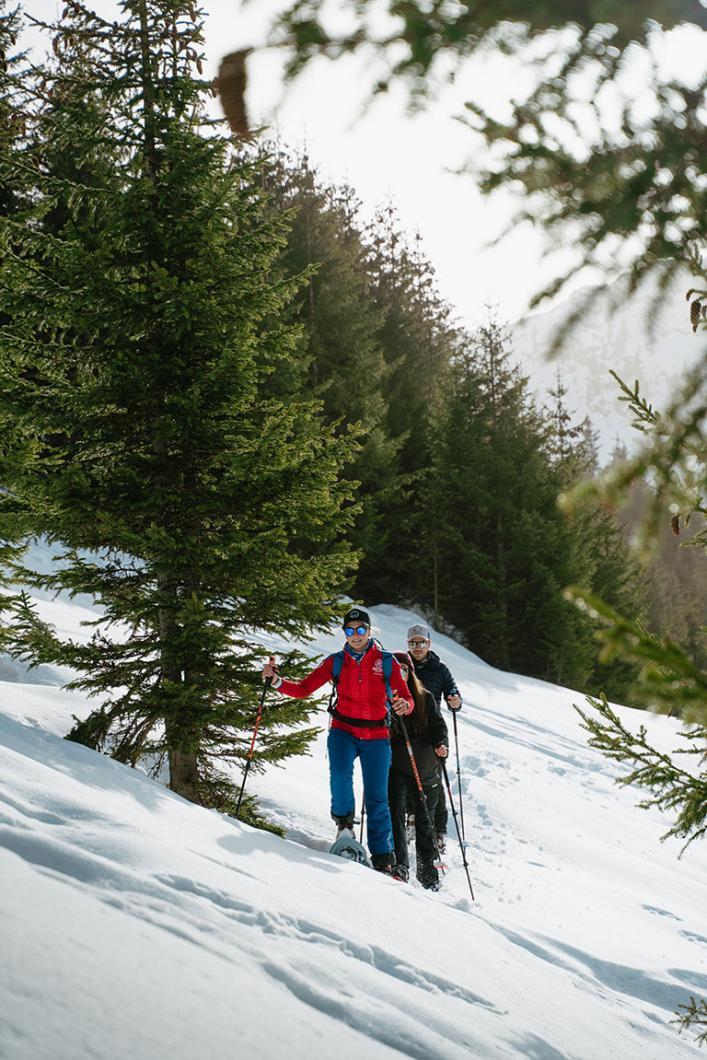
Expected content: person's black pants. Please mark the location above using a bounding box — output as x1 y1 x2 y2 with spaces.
389 768 440 878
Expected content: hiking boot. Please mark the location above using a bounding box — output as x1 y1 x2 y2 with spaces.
417 861 440 890
332 811 355 837
371 851 395 875
392 863 409 883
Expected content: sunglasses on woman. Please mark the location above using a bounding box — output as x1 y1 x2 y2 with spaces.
344 625 369 637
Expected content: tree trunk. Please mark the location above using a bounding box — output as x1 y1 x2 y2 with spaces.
158 575 201 803
137 0 158 179
167 743 200 803
496 516 511 671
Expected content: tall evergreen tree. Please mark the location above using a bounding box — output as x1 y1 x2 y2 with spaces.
425 318 595 686
0 0 29 332
261 149 399 567
358 206 460 601
0 1 32 643
0 1 355 823
0 1 22 225
366 205 454 469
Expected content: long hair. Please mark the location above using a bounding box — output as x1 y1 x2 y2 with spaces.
394 651 429 735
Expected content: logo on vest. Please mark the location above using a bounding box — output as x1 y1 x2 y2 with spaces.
372 659 383 675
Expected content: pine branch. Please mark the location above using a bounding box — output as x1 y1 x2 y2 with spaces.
673 996 707 1046
576 694 707 853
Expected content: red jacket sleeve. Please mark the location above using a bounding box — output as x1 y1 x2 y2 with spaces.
391 658 414 714
277 655 335 699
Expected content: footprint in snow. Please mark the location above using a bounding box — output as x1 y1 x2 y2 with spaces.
642 904 682 922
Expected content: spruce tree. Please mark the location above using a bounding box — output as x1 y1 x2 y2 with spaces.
426 318 594 686
0 1 31 644
0 1 355 822
261 149 399 567
0 0 29 333
358 206 459 601
0 1 22 227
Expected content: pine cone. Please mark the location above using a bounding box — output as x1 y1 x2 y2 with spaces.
216 49 251 138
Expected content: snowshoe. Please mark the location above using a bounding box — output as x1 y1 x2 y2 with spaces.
392 863 409 883
329 828 372 868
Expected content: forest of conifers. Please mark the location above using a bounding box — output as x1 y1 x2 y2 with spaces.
1 2 704 823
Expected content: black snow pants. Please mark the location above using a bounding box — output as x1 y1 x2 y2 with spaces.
389 768 441 885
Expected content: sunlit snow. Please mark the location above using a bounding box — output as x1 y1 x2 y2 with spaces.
1 593 705 1059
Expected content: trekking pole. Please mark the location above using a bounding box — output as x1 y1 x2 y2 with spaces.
451 709 466 841
397 715 445 873
359 800 366 844
440 759 474 901
235 669 272 820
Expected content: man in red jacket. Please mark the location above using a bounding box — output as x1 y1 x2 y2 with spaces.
262 607 413 873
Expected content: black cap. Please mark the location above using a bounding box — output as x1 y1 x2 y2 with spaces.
342 607 371 628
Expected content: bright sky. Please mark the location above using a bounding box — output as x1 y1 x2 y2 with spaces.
19 0 571 325
201 1 564 327
197 3 707 326
20 2 707 328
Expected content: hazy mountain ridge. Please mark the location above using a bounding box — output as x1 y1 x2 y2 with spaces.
514 271 706 461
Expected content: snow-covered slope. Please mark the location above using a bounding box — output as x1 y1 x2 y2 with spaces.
1 599 705 1060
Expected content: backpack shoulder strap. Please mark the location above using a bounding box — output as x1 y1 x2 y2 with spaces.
327 650 346 716
331 650 345 687
379 649 394 707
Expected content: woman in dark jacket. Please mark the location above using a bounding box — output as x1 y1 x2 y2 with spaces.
389 651 449 889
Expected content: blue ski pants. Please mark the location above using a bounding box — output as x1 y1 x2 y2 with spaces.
327 727 394 856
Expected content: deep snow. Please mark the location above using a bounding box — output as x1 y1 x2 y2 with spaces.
1 596 705 1060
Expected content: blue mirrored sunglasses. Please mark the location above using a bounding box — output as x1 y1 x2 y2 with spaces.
344 625 369 637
